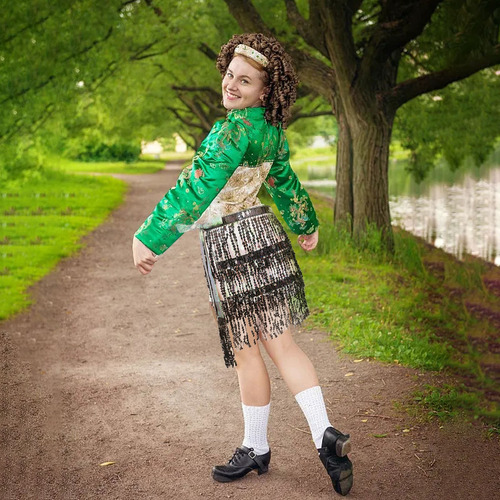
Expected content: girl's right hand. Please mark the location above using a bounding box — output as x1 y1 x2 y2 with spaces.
298 230 318 252
133 237 159 275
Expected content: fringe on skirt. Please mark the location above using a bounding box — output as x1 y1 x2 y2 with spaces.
199 206 309 367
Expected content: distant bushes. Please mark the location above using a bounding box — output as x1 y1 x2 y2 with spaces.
74 141 141 163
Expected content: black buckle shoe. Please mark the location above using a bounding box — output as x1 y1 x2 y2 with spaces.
212 446 271 483
318 427 353 496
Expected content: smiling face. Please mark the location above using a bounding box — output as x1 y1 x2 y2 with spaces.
222 55 267 110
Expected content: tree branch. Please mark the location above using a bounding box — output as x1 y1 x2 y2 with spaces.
199 42 219 61
360 0 442 81
0 118 23 142
131 49 171 61
129 36 168 60
0 14 50 46
171 85 220 99
197 95 224 115
175 93 213 132
0 75 55 106
292 110 333 120
223 0 274 36
87 61 119 92
0 101 54 143
166 106 205 130
30 103 55 135
120 0 140 9
401 48 429 73
322 1 359 92
62 27 114 63
288 47 338 105
388 44 500 109
284 0 328 58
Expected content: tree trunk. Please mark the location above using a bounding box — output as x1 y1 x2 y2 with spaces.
333 105 353 231
350 111 395 251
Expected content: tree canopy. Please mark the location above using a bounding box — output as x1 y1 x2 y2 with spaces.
2 0 499 245
220 0 500 246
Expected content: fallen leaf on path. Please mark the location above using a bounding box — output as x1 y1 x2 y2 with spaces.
361 419 368 423
99 462 115 466
353 359 364 363
344 372 354 377
402 429 410 433
373 434 388 438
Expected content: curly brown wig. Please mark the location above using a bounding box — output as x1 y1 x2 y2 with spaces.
216 33 298 128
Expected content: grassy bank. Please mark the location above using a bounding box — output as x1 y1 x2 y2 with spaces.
0 151 190 319
0 152 190 319
0 169 126 319
265 192 499 429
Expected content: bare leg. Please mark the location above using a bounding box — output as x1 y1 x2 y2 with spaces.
211 329 272 482
233 334 271 406
260 326 353 494
260 327 318 396
209 301 271 405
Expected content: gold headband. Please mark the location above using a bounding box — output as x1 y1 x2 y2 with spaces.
234 44 269 67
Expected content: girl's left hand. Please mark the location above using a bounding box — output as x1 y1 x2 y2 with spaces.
133 237 159 275
298 230 318 252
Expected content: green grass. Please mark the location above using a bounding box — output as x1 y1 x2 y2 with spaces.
261 191 499 427
141 151 193 162
412 384 494 422
296 212 456 371
0 169 126 319
0 151 190 320
49 156 167 175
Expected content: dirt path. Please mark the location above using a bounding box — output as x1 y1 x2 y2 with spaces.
1 166 498 500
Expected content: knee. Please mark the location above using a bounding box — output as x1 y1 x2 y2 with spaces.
262 333 295 363
234 343 263 368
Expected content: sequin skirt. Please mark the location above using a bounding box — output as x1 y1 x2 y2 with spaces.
199 205 309 367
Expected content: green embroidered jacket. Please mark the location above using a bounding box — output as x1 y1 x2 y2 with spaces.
135 107 319 255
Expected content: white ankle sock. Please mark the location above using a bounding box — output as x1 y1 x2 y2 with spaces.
295 385 332 449
241 402 270 455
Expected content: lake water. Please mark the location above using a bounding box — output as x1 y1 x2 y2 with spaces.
302 151 500 266
389 165 500 266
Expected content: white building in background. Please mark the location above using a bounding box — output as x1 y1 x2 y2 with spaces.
174 133 187 153
310 135 335 148
141 134 188 157
141 140 163 158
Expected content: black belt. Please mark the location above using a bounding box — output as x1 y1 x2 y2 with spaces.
221 205 271 225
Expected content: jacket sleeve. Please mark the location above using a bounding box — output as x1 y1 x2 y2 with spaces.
264 131 319 235
134 118 249 255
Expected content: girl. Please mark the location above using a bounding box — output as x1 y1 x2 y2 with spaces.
133 33 353 496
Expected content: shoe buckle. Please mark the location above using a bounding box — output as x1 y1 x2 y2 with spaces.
248 450 257 459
